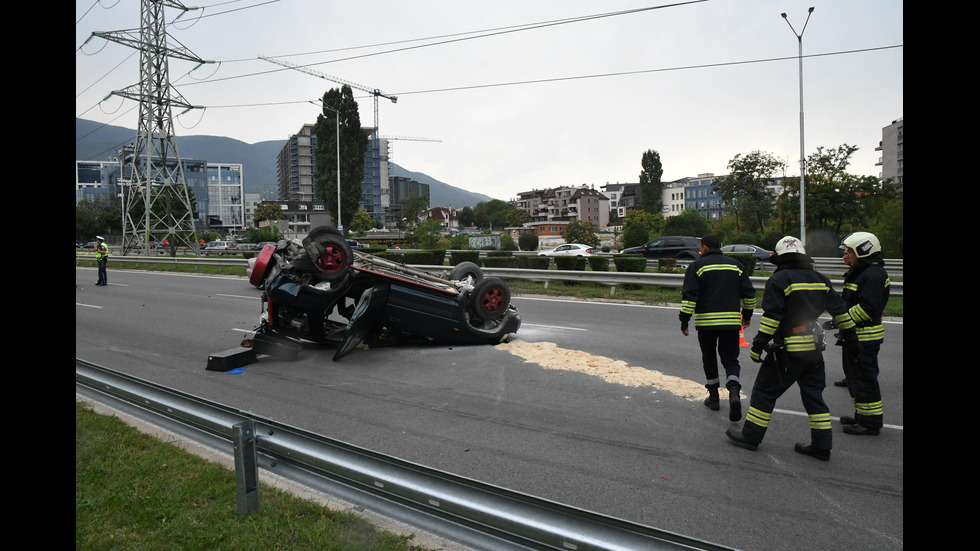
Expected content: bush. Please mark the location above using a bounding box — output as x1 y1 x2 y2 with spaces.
612 255 647 272
516 256 550 269
518 233 539 252
727 253 758 276
403 250 446 265
554 257 588 271
482 256 518 268
450 251 480 265
588 256 610 271
486 251 512 257
657 258 680 273
374 251 404 262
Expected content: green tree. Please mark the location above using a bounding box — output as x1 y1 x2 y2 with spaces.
253 203 283 224
242 225 282 243
869 199 903 258
457 206 476 229
663 208 711 237
506 208 531 228
803 144 901 237
639 149 664 214
401 196 429 227
415 218 444 248
621 210 662 248
349 209 373 233
561 220 600 247
472 199 513 230
314 85 368 231
712 151 785 234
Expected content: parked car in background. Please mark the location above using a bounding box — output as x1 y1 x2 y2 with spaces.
203 240 240 255
346 239 365 249
80 241 99 250
720 244 773 262
620 236 701 259
537 243 597 257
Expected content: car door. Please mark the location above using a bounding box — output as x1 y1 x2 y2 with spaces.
642 238 667 258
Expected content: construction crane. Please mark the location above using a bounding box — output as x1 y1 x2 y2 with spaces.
380 135 442 162
260 55 396 221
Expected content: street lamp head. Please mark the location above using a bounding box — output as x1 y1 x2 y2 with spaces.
808 7 814 13
781 12 787 18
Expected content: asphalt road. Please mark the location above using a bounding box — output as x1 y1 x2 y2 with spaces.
75 267 903 551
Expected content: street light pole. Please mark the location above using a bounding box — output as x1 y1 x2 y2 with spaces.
781 6 814 246
323 104 342 233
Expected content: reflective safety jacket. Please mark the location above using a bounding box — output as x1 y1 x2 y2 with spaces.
95 241 109 260
680 249 757 330
753 260 855 354
842 257 890 343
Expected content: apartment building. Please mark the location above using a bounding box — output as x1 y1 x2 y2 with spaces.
876 117 903 186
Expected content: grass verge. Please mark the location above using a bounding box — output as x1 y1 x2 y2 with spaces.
75 401 438 551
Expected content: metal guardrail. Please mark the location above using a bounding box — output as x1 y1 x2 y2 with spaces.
76 359 739 551
75 254 903 297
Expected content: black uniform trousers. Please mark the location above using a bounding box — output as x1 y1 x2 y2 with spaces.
742 349 832 450
697 328 741 390
842 341 883 429
97 258 108 285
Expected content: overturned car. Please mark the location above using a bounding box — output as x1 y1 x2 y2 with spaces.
243 226 521 361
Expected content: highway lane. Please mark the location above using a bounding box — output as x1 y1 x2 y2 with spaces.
76 268 903 551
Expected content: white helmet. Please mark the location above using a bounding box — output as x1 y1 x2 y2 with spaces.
774 236 806 257
840 232 881 258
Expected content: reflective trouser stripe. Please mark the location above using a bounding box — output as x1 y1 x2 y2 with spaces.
809 412 832 431
745 406 771 429
853 398 883 417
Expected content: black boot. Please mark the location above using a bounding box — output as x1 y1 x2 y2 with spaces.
725 427 758 451
728 385 742 422
843 424 880 436
794 442 830 461
704 387 720 411
840 415 857 425
833 378 848 387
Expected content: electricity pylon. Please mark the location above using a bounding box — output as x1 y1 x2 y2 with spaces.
91 0 210 256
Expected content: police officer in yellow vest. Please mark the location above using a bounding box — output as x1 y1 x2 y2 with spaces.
95 236 109 286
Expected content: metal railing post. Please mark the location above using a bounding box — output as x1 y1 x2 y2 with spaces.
233 420 261 515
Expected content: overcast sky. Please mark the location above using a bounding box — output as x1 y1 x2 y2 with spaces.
76 0 903 202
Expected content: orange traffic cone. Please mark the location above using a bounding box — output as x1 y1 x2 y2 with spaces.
739 316 749 347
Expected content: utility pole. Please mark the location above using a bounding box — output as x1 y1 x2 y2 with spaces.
781 7 814 246
91 0 211 256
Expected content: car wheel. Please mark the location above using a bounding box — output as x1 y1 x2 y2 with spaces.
470 277 510 320
303 229 351 283
449 261 483 285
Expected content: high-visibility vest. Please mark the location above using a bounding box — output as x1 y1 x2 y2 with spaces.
96 242 109 260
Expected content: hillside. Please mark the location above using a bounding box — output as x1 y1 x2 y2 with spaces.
75 118 493 208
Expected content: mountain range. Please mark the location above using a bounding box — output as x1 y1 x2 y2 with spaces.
75 118 494 208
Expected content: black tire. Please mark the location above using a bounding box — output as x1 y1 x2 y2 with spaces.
303 231 352 283
308 225 344 241
470 277 510 320
449 261 483 284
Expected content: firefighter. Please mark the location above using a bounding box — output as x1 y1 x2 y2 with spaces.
833 232 889 436
725 236 859 461
679 235 757 421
